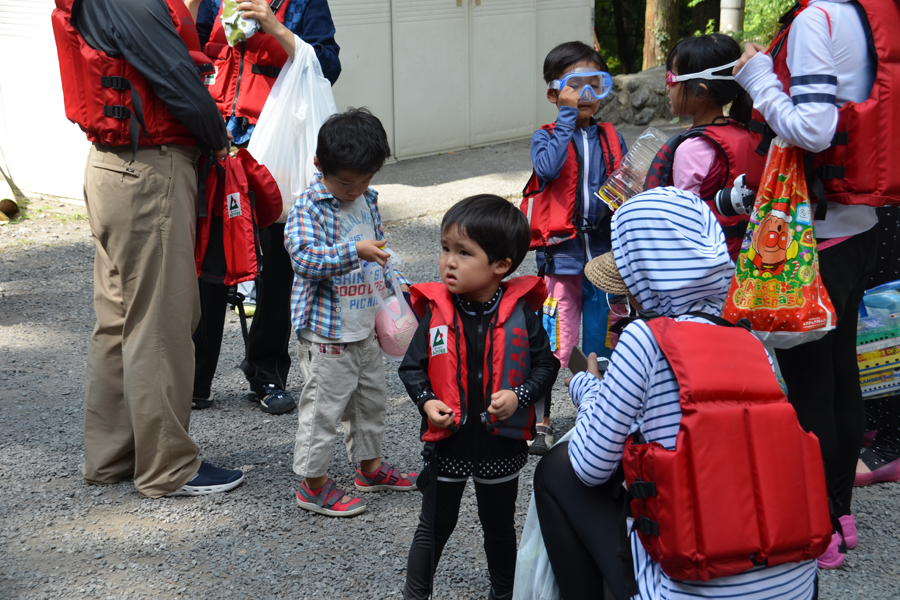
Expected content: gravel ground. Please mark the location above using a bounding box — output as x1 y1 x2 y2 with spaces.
1 198 899 599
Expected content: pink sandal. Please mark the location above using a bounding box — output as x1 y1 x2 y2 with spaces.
355 462 418 492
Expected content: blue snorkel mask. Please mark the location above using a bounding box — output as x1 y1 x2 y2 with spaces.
548 69 614 102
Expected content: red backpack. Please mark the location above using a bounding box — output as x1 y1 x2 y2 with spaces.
195 148 282 286
622 317 832 581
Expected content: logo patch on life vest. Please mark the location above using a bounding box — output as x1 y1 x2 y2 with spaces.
204 65 217 86
227 193 242 218
429 326 448 357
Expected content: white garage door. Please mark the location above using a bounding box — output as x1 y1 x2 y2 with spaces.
0 0 89 201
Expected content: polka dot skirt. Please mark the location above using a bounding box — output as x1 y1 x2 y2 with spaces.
438 453 527 480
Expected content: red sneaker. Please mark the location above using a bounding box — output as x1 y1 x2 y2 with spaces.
355 462 418 492
296 479 366 517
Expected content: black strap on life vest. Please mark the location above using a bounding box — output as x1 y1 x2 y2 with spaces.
269 0 286 11
226 287 252 347
721 220 749 239
250 63 282 78
197 157 224 219
748 119 778 157
604 465 640 598
101 75 149 163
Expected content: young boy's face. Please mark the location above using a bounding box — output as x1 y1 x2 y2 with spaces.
440 225 511 303
547 59 604 123
314 157 375 203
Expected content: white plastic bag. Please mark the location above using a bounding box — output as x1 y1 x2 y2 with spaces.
247 35 338 222
513 492 561 600
513 429 573 600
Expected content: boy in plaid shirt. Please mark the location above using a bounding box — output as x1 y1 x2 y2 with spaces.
284 108 417 517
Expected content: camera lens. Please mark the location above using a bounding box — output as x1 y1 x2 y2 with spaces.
714 175 755 218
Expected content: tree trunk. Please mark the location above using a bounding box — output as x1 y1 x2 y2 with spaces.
642 0 679 70
611 0 633 73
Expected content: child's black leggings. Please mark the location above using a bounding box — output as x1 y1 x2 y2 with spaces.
403 475 519 600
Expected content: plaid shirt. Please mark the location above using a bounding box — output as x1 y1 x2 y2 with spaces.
284 173 408 339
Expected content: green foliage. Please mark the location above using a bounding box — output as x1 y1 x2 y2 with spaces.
595 0 792 72
594 0 646 74
694 18 717 36
742 0 794 44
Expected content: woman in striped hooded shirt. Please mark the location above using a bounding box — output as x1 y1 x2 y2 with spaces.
532 187 818 600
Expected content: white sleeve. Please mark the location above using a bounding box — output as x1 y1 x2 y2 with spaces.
567 324 654 486
735 7 838 153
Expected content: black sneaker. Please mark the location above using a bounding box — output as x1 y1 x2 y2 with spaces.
192 392 213 410
255 384 297 415
528 424 554 456
165 462 244 497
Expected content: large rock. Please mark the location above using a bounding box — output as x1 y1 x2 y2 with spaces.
595 66 681 127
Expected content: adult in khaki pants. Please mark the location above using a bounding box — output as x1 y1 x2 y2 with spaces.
54 0 243 497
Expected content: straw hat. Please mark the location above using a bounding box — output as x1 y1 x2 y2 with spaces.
584 251 629 295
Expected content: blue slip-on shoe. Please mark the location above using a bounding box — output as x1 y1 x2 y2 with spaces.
165 462 244 497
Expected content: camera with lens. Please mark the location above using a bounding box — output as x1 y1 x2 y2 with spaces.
714 174 756 218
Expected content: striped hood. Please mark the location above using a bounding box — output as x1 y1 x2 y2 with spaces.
611 186 733 317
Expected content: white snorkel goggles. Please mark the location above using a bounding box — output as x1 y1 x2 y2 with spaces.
665 59 739 86
548 69 614 102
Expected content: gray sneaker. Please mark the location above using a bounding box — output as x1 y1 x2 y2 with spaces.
528 424 554 456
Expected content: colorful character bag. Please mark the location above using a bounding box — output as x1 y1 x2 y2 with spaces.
722 137 835 349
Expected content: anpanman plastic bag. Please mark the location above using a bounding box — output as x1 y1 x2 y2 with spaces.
723 137 835 349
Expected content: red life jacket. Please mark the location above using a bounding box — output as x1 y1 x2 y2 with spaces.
51 0 214 149
196 149 282 286
644 119 766 259
409 277 547 443
520 122 623 250
622 317 832 582
204 0 292 123
746 0 900 209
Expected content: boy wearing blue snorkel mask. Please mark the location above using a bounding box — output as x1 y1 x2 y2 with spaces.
521 41 627 455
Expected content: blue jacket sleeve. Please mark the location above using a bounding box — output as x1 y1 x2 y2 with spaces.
295 0 342 85
196 0 221 46
531 106 578 182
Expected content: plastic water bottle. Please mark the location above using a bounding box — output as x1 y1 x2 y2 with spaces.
596 127 669 211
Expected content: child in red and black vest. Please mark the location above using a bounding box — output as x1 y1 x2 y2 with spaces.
521 41 628 454
399 195 560 600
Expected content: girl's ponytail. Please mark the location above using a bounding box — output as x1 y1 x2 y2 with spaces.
728 87 753 127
